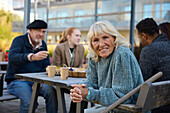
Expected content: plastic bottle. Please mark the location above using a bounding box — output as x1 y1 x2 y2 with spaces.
5 50 9 62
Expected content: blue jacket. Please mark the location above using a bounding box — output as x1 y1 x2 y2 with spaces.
5 33 50 84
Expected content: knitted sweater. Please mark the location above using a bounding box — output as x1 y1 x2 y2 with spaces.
83 46 144 106
140 33 170 82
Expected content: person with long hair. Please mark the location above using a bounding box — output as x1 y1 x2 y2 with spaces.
70 20 144 113
52 27 84 67
159 22 170 40
52 27 87 113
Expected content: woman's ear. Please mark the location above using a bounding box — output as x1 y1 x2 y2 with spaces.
67 35 70 41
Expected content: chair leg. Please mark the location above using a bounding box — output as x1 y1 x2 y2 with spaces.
91 102 95 107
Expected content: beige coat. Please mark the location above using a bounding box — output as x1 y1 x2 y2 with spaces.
52 41 85 67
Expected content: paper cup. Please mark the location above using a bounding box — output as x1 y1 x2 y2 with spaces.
47 65 56 77
60 67 69 80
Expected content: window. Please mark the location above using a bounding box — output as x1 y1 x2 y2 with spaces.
155 3 160 19
144 4 152 18
162 2 170 19
61 11 67 25
74 10 83 23
124 6 131 21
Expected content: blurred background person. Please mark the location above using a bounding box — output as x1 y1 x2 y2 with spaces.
159 22 170 40
52 27 87 113
52 27 84 68
5 20 58 113
136 18 170 113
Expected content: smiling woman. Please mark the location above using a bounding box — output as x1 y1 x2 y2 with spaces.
70 20 144 113
91 34 115 58
88 20 130 61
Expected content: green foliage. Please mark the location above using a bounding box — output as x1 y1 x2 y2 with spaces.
47 45 56 57
84 49 88 58
0 9 21 52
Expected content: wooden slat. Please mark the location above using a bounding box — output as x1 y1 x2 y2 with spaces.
152 81 170 109
0 89 18 102
117 104 142 112
113 80 170 113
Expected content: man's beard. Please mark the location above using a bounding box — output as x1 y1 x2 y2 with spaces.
34 39 41 44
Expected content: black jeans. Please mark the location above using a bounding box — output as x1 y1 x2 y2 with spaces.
69 101 88 113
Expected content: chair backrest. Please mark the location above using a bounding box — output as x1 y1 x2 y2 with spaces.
136 80 170 113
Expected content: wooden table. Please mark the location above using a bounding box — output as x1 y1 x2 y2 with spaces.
0 61 8 71
14 72 87 113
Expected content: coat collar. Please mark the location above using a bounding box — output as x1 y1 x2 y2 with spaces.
64 41 71 67
24 33 44 51
152 33 168 43
63 41 80 67
24 33 32 48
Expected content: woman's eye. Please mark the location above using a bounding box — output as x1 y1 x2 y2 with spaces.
103 36 109 39
93 39 98 42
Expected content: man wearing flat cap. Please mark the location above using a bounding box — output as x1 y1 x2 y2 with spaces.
5 20 58 113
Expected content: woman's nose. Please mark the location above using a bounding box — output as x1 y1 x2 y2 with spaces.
99 39 105 46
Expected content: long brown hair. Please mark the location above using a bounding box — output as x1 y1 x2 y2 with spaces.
59 27 78 44
159 22 170 40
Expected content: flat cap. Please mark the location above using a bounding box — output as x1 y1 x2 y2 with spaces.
26 20 47 29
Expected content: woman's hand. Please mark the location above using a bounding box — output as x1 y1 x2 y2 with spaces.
70 87 83 103
70 84 89 103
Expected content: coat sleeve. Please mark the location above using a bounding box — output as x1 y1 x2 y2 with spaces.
8 37 30 65
52 46 62 66
84 51 143 106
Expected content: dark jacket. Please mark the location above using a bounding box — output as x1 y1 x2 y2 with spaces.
139 33 170 82
5 33 50 84
139 33 170 113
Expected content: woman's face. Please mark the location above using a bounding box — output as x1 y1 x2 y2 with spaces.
69 29 81 46
92 33 115 58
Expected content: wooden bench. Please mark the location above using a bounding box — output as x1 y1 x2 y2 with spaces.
0 89 18 102
115 80 170 113
0 71 18 102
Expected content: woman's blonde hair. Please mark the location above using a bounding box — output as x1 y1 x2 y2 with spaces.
59 27 78 44
87 20 130 62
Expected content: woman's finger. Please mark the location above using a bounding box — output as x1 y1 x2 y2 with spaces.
70 87 81 94
70 92 82 103
71 84 81 88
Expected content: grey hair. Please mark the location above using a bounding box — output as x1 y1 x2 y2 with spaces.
87 20 130 62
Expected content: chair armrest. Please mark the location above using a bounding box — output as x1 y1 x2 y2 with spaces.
117 104 142 113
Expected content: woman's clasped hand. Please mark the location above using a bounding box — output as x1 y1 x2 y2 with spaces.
70 84 88 103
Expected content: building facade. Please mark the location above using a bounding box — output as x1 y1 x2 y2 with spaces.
12 0 170 46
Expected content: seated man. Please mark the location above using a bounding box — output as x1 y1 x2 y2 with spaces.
5 20 58 113
136 18 170 113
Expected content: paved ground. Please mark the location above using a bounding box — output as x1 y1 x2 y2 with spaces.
0 93 92 113
0 93 71 113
